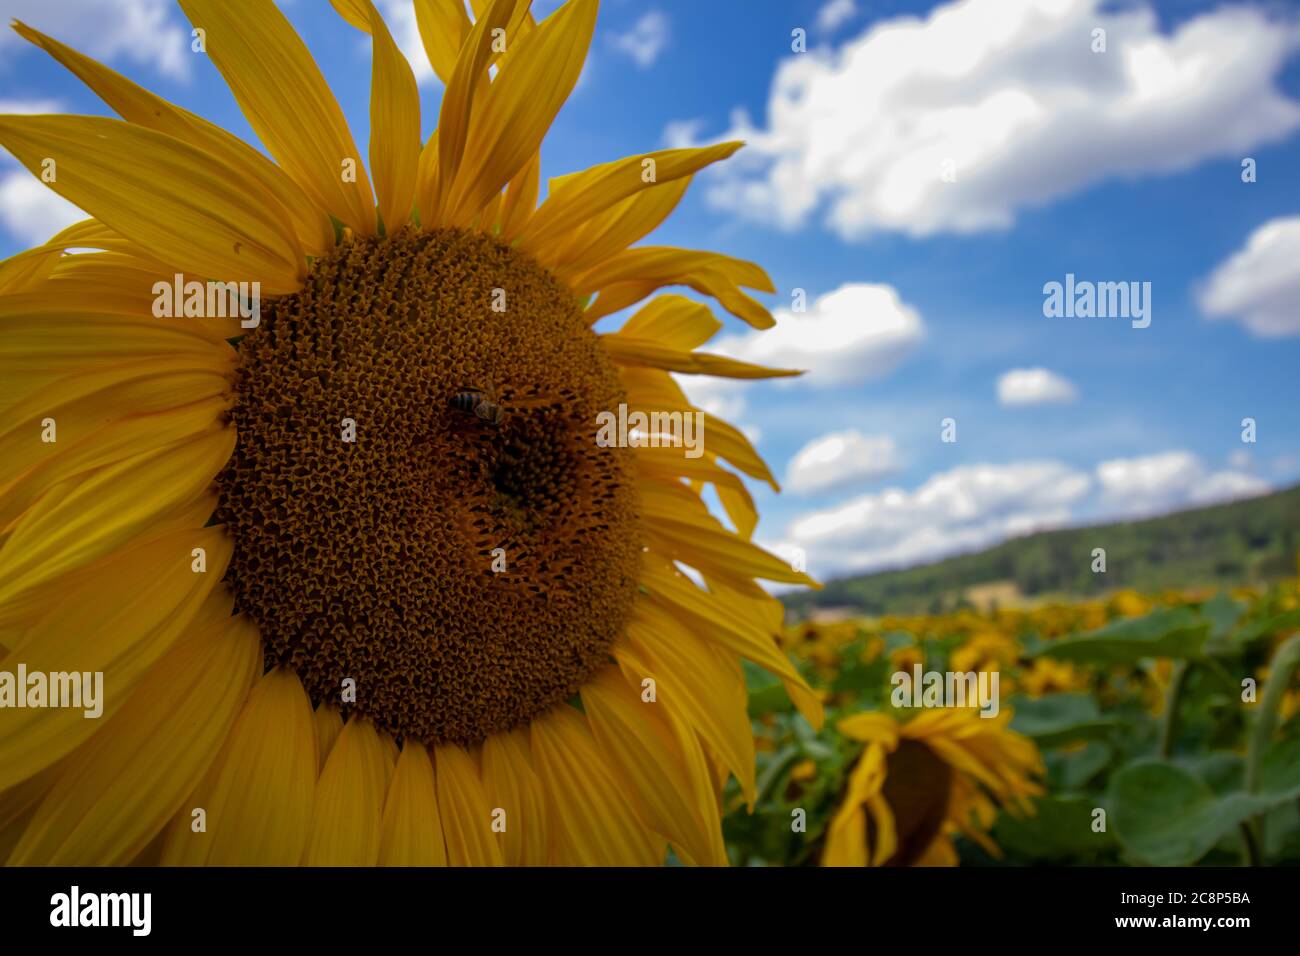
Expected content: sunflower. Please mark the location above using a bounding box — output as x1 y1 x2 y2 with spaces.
820 709 1042 867
0 0 822 867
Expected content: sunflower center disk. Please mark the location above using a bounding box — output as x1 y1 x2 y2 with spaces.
215 228 642 746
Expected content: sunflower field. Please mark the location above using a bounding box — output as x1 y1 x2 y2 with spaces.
727 576 1300 867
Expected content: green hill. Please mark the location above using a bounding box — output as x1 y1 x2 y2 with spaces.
782 484 1300 620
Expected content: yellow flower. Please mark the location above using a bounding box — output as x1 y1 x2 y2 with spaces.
950 631 1019 675
1107 589 1151 619
1018 657 1088 697
821 709 1043 867
0 0 819 866
890 644 925 673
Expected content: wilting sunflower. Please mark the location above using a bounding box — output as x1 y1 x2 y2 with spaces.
820 710 1042 867
0 0 822 866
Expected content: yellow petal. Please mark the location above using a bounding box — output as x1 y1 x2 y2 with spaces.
639 485 816 588
444 0 598 226
603 333 800 379
313 706 344 773
303 718 393 866
619 600 757 806
582 666 728 866
160 667 317 865
0 245 60 294
7 611 261 865
0 115 305 294
584 280 660 322
434 743 504 865
0 395 228 535
641 560 823 729
178 0 376 234
549 179 691 280
0 524 233 791
379 740 448 866
13 21 333 257
617 295 720 350
620 366 779 489
479 729 550 865
529 705 665 866
519 144 741 256
499 152 541 241
334 1 420 234
430 0 526 224
0 424 234 607
576 248 775 329
413 0 472 84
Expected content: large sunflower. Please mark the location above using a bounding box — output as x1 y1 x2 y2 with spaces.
0 0 821 866
820 710 1042 867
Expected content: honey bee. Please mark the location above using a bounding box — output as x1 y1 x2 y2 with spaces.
450 386 506 425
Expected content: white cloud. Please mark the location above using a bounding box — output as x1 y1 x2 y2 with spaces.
779 449 1275 577
0 171 84 245
610 11 669 68
0 0 191 80
374 0 438 86
815 0 857 34
1095 450 1269 518
713 283 924 387
785 430 899 494
784 460 1091 575
680 0 1300 238
676 282 920 429
0 99 62 114
1199 216 1300 337
997 367 1079 406
676 282 923 426
676 373 747 422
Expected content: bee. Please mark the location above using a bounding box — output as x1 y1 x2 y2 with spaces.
450 386 506 425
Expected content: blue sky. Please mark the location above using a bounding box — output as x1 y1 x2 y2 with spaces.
1 0 1298 579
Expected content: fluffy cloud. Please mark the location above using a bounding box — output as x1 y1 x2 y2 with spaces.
779 449 1273 577
375 0 437 85
785 430 898 495
677 282 922 425
0 0 190 80
1095 451 1269 518
610 11 669 68
1199 216 1300 337
0 171 84 245
715 283 924 387
997 367 1078 406
786 460 1092 575
680 0 1300 238
815 0 857 34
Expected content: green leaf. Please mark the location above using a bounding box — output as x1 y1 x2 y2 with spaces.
1028 607 1209 666
995 795 1114 860
1048 741 1113 791
1231 608 1300 649
1009 693 1121 747
1108 759 1279 866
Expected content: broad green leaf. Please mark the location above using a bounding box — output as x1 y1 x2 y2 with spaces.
1028 607 1209 666
1109 760 1265 865
995 795 1114 860
1107 750 1300 867
1009 693 1121 747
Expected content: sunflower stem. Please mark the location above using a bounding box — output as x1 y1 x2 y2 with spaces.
1242 634 1300 863
1158 660 1191 758
1246 634 1300 793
